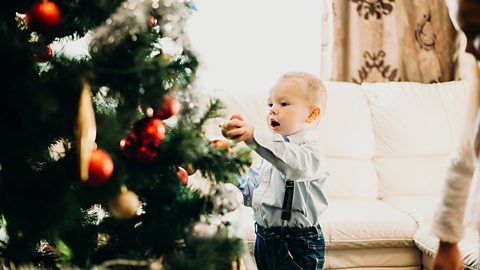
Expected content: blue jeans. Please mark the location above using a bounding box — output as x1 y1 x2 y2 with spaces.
254 223 325 270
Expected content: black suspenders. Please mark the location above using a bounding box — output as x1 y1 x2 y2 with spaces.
281 180 294 227
281 136 294 227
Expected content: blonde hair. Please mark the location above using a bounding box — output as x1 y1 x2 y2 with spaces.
279 72 327 116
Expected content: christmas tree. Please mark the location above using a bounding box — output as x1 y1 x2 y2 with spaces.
0 0 251 269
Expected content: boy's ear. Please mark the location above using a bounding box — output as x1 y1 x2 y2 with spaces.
306 107 321 123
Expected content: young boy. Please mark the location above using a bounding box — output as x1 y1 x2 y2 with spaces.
223 72 328 270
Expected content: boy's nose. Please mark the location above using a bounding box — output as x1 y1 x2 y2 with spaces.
269 107 278 115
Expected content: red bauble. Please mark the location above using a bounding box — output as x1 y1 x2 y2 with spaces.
35 44 53 62
134 117 166 147
133 145 158 164
154 95 181 120
120 132 159 164
149 16 157 27
119 117 165 164
177 167 189 186
211 139 232 154
119 132 137 159
26 1 62 33
87 149 114 186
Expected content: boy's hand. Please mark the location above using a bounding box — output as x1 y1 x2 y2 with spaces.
222 114 253 142
220 115 244 138
433 242 463 270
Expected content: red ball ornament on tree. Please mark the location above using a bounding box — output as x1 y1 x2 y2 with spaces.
211 139 232 154
177 167 189 186
119 132 137 159
120 132 159 164
149 16 158 27
134 117 166 147
26 0 62 33
87 149 114 186
154 95 181 120
133 145 159 164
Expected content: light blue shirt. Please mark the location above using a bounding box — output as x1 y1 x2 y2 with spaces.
245 128 329 228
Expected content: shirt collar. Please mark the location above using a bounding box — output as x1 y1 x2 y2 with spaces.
284 130 317 144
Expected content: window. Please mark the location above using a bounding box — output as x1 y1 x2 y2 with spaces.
187 0 325 93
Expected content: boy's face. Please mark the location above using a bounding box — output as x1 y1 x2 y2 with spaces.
266 79 313 136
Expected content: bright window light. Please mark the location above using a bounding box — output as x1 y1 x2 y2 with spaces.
187 0 324 93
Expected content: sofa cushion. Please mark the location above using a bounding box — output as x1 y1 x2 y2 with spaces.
316 82 378 199
382 195 438 226
364 80 469 158
324 247 421 269
364 80 469 197
324 158 378 199
320 81 374 159
239 199 419 249
414 225 479 270
375 156 450 197
319 199 418 249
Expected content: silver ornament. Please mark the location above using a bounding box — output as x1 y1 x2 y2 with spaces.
211 183 243 214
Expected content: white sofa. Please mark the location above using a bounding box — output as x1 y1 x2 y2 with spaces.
195 80 479 269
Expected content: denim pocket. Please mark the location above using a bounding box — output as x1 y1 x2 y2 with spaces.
304 233 325 270
306 239 325 250
278 241 304 270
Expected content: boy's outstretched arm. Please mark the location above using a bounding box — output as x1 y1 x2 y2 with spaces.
223 115 325 180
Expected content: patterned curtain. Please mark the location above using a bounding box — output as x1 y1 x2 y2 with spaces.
328 0 460 83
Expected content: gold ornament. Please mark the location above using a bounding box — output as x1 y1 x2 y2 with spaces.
75 82 97 182
110 186 140 219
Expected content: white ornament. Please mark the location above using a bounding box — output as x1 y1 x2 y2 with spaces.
211 183 243 214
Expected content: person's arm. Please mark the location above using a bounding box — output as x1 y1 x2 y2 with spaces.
245 128 324 180
432 141 475 269
223 114 324 180
432 78 480 269
433 242 463 270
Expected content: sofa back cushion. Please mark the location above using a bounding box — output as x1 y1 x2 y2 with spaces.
320 82 374 158
320 82 377 199
364 81 469 196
